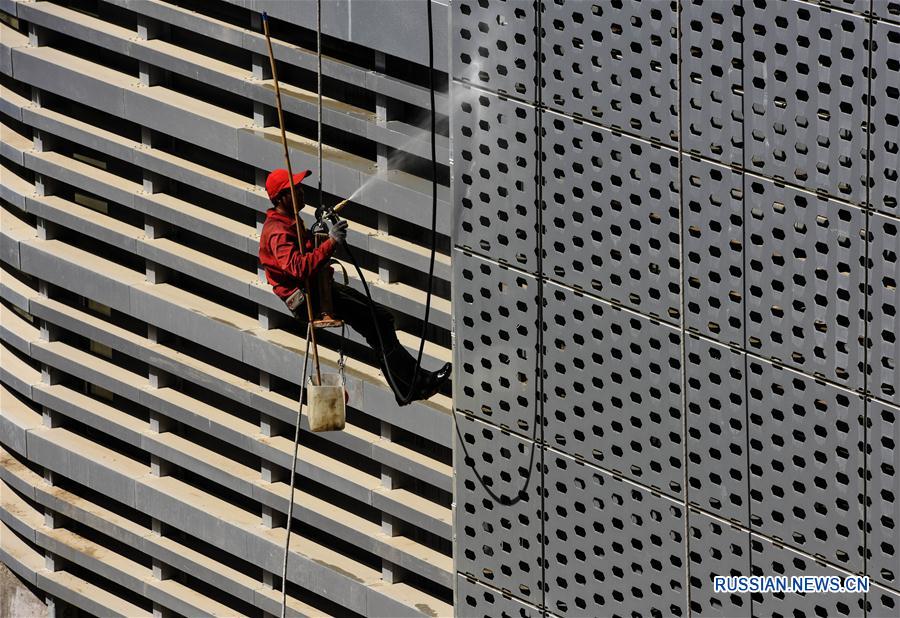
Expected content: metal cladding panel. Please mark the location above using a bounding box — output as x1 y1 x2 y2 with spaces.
876 0 900 23
453 87 539 270
543 450 686 618
680 0 744 166
454 413 544 606
869 586 900 617
687 510 752 618
541 112 681 322
542 283 684 497
744 1 870 203
748 360 865 571
451 0 538 102
682 156 745 346
867 398 900 588
541 0 679 145
243 0 449 72
871 21 900 216
685 336 749 524
744 178 867 389
8 0 900 615
750 536 867 618
869 213 900 406
453 250 540 436
451 0 899 615
456 575 544 618
804 0 873 13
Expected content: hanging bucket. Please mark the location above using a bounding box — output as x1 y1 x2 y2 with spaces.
307 372 346 432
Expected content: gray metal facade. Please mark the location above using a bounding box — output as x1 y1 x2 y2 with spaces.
2 0 899 617
1 0 454 616
451 1 899 618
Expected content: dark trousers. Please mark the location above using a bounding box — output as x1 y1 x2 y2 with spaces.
293 282 419 398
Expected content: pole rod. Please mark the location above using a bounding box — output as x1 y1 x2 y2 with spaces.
261 12 322 385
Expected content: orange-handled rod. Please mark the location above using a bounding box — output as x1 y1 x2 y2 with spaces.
261 12 322 386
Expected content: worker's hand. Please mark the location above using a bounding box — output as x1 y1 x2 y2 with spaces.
329 219 348 244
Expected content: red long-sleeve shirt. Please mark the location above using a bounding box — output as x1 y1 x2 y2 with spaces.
258 208 336 301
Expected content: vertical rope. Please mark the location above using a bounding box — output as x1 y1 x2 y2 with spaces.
317 0 323 207
675 0 692 613
533 0 546 610
738 3 755 614
258 10 320 617
861 1 874 583
281 324 312 618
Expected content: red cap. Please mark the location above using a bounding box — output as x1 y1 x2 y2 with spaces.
266 168 311 202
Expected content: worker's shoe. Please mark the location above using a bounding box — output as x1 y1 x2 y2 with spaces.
414 362 452 402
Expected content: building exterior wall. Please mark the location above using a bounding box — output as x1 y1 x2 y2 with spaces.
2 1 900 617
1 1 452 616
451 1 899 617
2 562 48 618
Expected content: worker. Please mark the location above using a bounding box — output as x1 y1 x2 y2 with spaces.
258 168 451 405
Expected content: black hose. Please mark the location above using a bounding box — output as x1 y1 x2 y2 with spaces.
338 0 439 405
338 3 531 509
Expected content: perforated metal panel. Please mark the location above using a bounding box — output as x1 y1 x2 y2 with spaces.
450 1 899 615
868 586 900 618
541 112 681 322
541 0 679 145
543 283 684 497
750 537 866 618
748 360 865 571
745 1 869 203
875 0 900 24
687 511 752 618
867 399 900 588
453 88 539 270
869 212 900 406
799 0 873 14
454 413 544 604
456 575 544 618
452 0 538 101
871 22 900 217
682 156 745 346
681 0 744 166
543 451 687 618
685 336 748 523
744 178 866 388
454 251 540 435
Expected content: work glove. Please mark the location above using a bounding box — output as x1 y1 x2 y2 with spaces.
329 219 348 244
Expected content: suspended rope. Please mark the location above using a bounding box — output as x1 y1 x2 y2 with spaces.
263 1 438 615
259 8 326 618
280 323 310 618
316 0 323 215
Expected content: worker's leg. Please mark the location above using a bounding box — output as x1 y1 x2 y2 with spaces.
331 283 420 399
